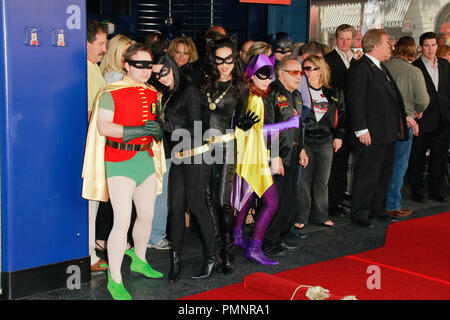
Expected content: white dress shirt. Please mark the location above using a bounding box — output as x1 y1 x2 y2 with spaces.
421 55 439 91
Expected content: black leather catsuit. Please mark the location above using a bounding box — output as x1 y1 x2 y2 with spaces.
202 80 247 274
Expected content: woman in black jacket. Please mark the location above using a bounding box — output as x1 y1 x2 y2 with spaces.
150 53 218 282
294 54 345 229
199 37 258 276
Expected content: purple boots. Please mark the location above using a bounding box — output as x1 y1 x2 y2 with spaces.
233 229 248 249
234 230 278 265
233 183 280 266
244 238 279 266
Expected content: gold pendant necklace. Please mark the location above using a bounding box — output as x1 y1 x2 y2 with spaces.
207 82 232 111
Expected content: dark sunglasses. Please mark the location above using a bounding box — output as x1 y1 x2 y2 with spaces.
282 69 303 77
127 60 153 69
303 66 320 72
214 54 236 65
153 65 171 80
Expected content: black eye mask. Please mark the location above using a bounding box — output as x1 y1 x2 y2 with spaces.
255 65 274 80
214 54 236 65
274 47 292 54
127 60 153 69
153 64 171 80
272 38 293 54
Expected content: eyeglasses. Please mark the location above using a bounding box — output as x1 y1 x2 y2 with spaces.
214 54 236 65
303 66 320 72
153 65 171 80
127 60 153 69
281 69 303 77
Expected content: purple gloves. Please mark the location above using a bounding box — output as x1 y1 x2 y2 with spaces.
263 115 300 138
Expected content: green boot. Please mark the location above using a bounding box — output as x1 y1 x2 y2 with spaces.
125 248 163 279
106 269 132 300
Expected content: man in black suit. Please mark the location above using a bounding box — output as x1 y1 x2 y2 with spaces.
346 29 408 228
407 32 450 203
325 24 356 217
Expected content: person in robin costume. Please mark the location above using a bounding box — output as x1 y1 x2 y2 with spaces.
82 43 166 300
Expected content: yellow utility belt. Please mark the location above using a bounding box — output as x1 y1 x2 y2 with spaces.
175 132 235 159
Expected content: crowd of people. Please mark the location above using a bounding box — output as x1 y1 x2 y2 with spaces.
82 20 450 300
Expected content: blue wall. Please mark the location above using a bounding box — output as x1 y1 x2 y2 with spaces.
268 0 309 42
1 0 88 272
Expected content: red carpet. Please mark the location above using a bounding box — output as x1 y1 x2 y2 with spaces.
180 212 450 300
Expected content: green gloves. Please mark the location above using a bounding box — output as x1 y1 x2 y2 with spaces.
144 120 164 141
122 121 163 143
123 125 147 143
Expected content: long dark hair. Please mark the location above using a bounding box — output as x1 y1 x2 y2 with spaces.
149 52 180 93
149 52 190 114
201 37 244 96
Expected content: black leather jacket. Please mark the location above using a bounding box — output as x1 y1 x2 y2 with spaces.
265 79 304 166
201 80 247 134
303 86 345 144
158 77 202 159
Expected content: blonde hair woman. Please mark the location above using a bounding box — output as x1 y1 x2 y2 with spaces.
294 54 345 230
167 36 198 68
100 34 135 83
245 41 272 64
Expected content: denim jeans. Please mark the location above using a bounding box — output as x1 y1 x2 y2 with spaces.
296 138 333 225
149 158 171 244
386 127 413 211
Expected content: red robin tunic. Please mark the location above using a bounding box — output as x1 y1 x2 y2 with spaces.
105 86 158 162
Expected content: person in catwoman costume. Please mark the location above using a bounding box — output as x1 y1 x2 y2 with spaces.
199 37 259 276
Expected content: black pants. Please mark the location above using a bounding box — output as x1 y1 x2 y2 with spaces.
351 142 395 222
166 162 217 256
96 200 136 246
407 127 450 196
328 134 351 209
264 151 298 247
209 140 237 254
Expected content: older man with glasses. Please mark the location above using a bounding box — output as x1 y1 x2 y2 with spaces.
262 55 309 258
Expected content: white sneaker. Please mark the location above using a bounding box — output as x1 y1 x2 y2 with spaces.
148 236 171 250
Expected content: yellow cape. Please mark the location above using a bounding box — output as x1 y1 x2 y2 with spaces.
235 94 273 198
81 76 166 202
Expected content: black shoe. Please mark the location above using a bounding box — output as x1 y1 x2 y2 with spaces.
338 203 351 214
329 206 345 217
263 245 287 257
191 255 222 279
221 233 236 275
429 193 448 202
279 240 298 251
221 251 235 275
168 250 181 283
376 215 398 222
353 220 374 228
411 193 427 203
290 226 307 239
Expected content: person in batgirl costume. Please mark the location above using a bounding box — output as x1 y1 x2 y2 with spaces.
232 54 302 265
82 43 166 300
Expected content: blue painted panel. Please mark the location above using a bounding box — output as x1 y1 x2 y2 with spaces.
268 0 309 42
1 0 88 272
